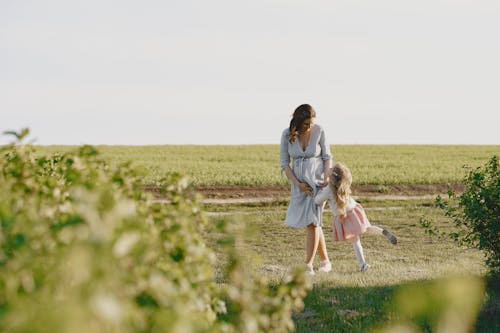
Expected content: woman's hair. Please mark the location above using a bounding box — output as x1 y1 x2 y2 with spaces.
289 104 316 143
329 162 353 217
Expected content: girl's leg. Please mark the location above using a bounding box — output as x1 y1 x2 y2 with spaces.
351 236 369 271
306 224 320 266
367 226 397 245
366 226 383 235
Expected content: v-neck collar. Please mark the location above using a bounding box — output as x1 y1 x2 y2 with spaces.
299 135 309 152
298 124 315 153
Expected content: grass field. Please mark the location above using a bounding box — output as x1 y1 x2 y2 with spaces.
202 198 497 332
30 144 499 331
33 145 499 185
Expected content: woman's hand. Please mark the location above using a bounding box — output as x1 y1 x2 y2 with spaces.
321 176 330 187
298 182 313 196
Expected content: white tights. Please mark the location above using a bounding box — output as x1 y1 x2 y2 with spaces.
350 226 384 268
351 237 365 268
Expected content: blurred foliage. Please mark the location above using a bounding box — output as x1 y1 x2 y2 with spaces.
0 129 309 333
420 155 499 277
377 275 486 333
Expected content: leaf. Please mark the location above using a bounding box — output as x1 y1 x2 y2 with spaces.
2 128 30 141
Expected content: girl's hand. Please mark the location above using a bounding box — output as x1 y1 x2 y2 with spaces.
298 182 313 196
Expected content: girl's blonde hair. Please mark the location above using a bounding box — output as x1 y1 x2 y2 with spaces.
329 162 353 217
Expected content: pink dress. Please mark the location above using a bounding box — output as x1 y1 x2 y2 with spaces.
314 186 371 241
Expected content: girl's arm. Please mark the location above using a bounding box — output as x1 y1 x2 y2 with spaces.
314 185 332 205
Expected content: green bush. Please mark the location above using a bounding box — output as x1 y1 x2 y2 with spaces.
420 155 499 276
378 275 485 333
0 129 309 333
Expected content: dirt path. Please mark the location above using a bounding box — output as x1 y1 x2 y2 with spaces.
146 184 462 216
194 183 464 199
145 183 463 203
200 194 441 204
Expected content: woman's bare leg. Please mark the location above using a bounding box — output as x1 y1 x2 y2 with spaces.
306 224 320 265
317 227 329 261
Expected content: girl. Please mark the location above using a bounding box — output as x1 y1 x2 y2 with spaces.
315 162 397 272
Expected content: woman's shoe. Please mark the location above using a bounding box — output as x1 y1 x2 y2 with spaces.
360 263 370 272
318 260 332 273
305 263 315 276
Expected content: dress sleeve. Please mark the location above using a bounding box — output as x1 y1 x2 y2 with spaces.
280 129 291 169
319 126 333 162
314 185 332 205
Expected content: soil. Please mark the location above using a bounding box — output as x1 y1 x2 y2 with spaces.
144 183 464 200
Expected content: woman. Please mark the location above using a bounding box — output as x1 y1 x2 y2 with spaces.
280 104 333 275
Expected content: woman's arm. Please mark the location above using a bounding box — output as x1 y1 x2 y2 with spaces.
282 166 313 196
318 126 333 186
322 158 332 187
280 129 313 195
280 130 313 195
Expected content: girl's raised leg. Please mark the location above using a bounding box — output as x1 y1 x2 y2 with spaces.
367 226 398 245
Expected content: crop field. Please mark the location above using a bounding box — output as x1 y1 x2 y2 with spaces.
34 144 499 185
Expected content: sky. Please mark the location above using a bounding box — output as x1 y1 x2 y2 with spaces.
1 0 499 145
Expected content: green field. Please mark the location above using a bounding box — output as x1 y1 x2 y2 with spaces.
203 198 496 332
34 145 499 185
9 144 499 331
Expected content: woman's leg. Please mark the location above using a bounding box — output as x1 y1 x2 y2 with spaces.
317 227 329 261
306 224 320 266
317 227 332 272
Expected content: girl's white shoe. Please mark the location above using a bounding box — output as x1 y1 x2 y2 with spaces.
318 260 332 273
360 263 370 272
